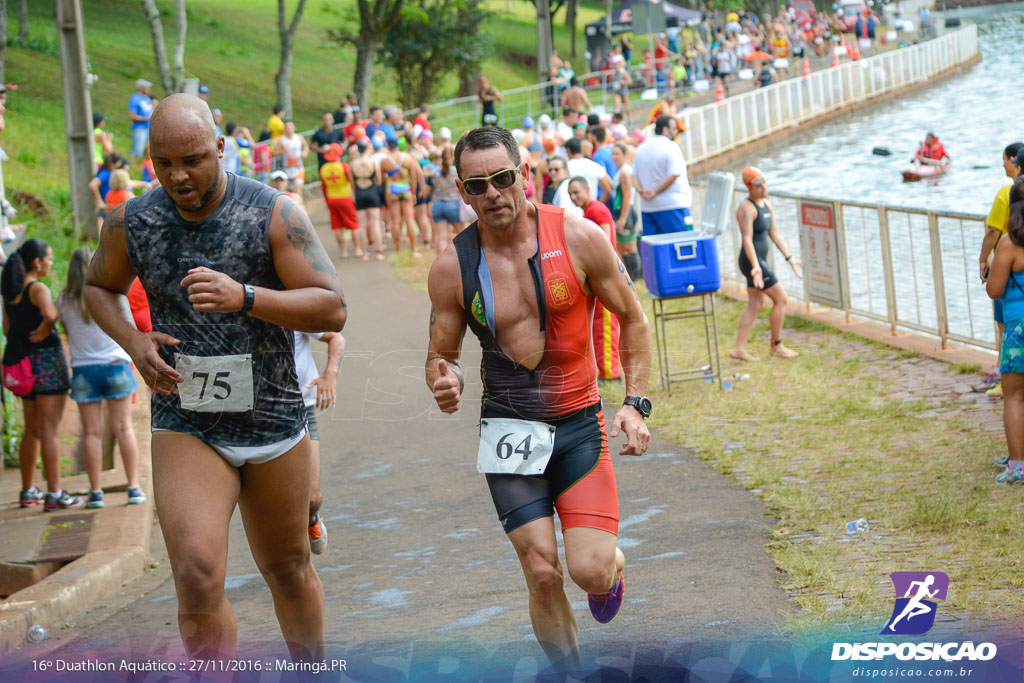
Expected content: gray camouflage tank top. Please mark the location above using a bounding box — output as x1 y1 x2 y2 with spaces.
124 173 306 446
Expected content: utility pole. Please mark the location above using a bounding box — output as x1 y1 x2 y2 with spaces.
55 0 96 239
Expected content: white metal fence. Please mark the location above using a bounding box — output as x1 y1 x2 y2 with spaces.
679 23 979 164
691 182 996 353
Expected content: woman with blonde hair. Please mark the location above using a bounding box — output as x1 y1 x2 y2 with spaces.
57 247 145 508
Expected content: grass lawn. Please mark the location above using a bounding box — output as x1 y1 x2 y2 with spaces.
393 248 1022 632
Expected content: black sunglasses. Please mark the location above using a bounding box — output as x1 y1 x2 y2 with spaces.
461 164 521 196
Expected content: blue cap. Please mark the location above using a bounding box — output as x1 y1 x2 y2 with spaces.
371 136 385 150
522 116 535 129
1015 147 1024 169
386 134 399 148
198 84 210 95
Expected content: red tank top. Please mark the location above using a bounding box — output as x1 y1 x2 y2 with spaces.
454 203 600 419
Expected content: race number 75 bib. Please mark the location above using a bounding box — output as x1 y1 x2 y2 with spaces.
175 353 254 413
477 418 556 476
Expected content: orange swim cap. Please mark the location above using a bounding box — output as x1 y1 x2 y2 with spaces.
741 166 765 187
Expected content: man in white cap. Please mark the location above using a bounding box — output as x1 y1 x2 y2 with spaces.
128 78 154 165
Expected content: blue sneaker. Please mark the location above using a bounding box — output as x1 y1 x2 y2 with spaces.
126 487 147 505
996 467 1024 485
587 573 625 624
85 490 105 509
994 453 1011 468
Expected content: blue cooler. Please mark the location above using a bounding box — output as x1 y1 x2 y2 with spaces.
640 232 721 298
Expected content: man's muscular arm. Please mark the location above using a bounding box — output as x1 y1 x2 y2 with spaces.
182 196 346 332
85 203 183 394
565 215 652 455
425 246 468 413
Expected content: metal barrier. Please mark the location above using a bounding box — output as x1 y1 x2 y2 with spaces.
691 182 996 352
398 22 977 143
409 63 652 135
679 22 979 164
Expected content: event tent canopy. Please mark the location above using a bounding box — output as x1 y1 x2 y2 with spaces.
585 0 701 37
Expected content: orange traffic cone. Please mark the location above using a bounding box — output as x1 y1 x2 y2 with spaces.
802 55 811 78
850 39 861 61
714 78 725 104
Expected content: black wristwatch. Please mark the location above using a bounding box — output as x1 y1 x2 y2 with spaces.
623 396 652 418
241 283 256 313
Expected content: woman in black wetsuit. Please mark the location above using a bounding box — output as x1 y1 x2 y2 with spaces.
730 166 802 361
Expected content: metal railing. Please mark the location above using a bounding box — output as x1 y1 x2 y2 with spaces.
679 23 979 164
401 21 977 143
409 63 652 135
690 182 996 352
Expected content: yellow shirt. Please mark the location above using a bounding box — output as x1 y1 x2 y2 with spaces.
319 161 352 200
987 184 1011 234
267 114 285 140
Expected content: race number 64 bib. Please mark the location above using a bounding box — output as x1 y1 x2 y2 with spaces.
175 354 254 413
477 418 556 476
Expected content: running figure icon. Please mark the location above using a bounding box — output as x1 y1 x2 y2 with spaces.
886 574 939 632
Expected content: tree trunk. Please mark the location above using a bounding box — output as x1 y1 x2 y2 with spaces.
353 35 376 114
16 0 26 44
605 0 613 43
536 0 552 84
172 0 187 92
276 0 307 121
457 63 479 98
139 0 175 95
567 0 576 58
0 1 7 85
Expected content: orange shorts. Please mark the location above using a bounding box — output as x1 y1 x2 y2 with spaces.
484 402 619 535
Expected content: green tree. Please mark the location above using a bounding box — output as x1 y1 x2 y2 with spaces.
327 0 406 113
379 0 490 109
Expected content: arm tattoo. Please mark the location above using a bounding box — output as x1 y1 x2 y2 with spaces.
617 258 635 290
280 200 336 275
429 306 437 340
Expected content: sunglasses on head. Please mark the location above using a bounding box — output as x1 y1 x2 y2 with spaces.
461 164 521 196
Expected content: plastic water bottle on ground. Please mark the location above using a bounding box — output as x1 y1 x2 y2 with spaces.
845 518 868 535
27 625 47 643
722 376 734 391
702 365 712 383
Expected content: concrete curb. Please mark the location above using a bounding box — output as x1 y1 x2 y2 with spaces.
0 393 153 657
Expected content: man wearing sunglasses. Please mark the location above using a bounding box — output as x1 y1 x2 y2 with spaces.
425 127 653 671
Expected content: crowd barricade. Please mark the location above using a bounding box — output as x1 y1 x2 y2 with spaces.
691 180 994 352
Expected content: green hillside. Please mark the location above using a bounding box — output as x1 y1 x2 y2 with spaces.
6 0 606 198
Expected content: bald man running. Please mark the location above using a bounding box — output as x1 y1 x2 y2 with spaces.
85 94 345 662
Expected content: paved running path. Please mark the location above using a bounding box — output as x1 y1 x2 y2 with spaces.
12 201 792 674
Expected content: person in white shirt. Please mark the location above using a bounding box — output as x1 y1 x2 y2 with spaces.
554 108 577 158
565 137 613 203
632 115 693 235
547 156 583 217
57 247 145 509
291 330 345 555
